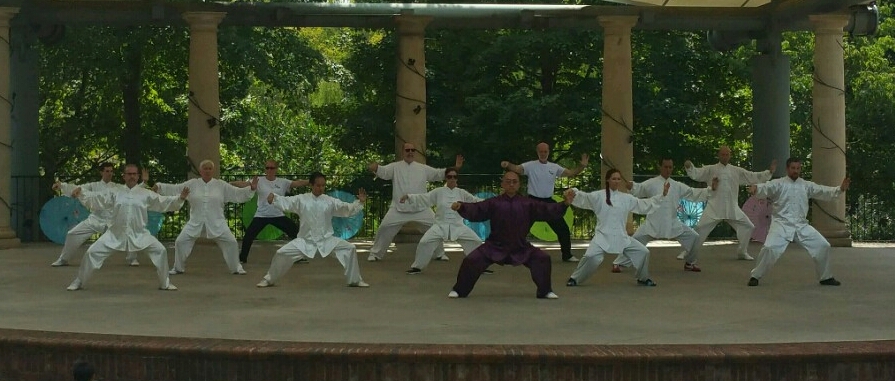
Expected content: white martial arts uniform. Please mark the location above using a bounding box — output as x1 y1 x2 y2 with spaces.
404 186 483 270
568 188 663 284
749 177 843 282
68 185 184 290
260 193 365 285
55 180 138 265
615 176 711 267
369 160 446 259
686 162 772 259
156 178 254 274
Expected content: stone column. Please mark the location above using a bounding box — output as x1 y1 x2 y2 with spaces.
0 7 20 248
394 14 431 163
184 12 225 178
599 16 638 185
809 14 851 247
599 16 638 234
751 40 790 177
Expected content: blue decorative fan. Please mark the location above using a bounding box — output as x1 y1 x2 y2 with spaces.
40 197 91 245
677 199 706 227
147 211 165 236
328 190 363 239
464 191 497 240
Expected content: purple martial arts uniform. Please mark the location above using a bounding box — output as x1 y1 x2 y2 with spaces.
452 193 568 298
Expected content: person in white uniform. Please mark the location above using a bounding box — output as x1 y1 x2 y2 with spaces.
51 163 146 267
366 142 464 262
233 160 309 263
746 157 848 287
154 160 255 275
565 169 668 288
685 146 776 262
399 167 484 274
256 172 369 288
612 158 716 273
501 142 588 262
66 164 188 291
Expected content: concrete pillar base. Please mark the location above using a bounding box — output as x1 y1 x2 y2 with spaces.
395 225 424 244
0 227 21 249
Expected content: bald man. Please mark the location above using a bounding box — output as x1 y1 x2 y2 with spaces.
501 142 588 262
683 146 776 267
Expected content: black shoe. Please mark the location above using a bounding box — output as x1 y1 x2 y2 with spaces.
637 278 657 287
748 277 759 287
482 269 494 275
566 278 577 287
819 277 841 286
294 258 309 264
405 267 422 275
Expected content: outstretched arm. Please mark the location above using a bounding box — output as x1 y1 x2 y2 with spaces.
500 161 524 175
561 153 589 177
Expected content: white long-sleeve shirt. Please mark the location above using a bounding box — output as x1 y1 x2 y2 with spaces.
375 161 444 212
60 180 126 225
631 176 711 239
686 163 771 219
270 193 364 257
753 177 843 241
571 188 663 253
405 186 482 240
156 178 254 239
78 186 184 251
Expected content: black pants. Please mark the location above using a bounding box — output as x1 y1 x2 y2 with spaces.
528 195 573 260
239 216 299 262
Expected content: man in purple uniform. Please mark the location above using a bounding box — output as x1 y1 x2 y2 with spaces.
448 171 574 299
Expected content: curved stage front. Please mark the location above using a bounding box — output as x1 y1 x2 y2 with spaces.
2 242 894 381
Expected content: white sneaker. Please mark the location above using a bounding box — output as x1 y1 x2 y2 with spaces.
737 252 755 261
168 269 184 275
435 254 450 261
256 279 272 288
544 292 559 299
563 256 580 262
66 279 82 291
51 259 68 267
349 281 370 288
447 291 459 298
367 254 381 262
160 284 178 291
234 267 247 275
129 259 140 266
677 251 687 260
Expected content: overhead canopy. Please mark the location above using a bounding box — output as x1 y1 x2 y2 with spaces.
9 0 871 32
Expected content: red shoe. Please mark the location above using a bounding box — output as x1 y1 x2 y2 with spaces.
684 262 701 272
611 264 622 273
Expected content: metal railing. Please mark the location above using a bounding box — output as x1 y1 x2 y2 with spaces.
10 174 895 242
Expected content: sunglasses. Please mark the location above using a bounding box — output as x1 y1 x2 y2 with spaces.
265 166 277 170
445 175 458 179
404 148 417 153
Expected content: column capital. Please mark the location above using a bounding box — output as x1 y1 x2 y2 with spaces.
809 14 850 34
395 14 432 36
0 7 19 28
598 15 639 34
183 12 226 32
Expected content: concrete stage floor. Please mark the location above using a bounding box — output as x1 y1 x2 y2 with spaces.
1 240 892 346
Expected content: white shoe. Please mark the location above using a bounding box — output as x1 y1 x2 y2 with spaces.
66 280 82 291
349 281 370 288
129 259 140 266
738 252 755 261
435 254 450 261
256 279 272 288
160 284 178 291
544 292 559 299
448 291 459 298
677 251 687 260
168 269 184 275
234 267 247 275
51 259 68 267
563 256 580 262
367 254 381 262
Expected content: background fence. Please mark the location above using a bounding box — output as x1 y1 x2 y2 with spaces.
10 173 894 243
